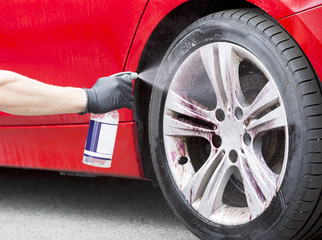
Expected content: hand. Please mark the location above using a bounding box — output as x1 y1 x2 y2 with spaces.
83 75 134 114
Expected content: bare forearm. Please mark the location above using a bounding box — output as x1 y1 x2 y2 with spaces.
0 70 134 116
0 70 87 115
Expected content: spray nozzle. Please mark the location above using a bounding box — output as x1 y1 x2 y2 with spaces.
110 71 138 79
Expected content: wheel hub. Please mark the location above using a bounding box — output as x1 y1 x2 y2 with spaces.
215 108 245 154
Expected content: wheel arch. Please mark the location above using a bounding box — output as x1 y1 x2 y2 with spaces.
133 0 257 180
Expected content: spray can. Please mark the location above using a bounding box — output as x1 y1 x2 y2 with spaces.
82 72 138 168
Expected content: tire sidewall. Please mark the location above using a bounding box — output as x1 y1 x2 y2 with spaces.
149 17 305 240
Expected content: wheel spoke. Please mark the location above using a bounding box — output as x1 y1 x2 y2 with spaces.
166 90 212 123
199 45 226 109
198 156 234 218
164 136 196 186
242 147 279 202
238 158 266 218
163 115 215 140
246 106 287 135
244 81 279 120
218 43 242 110
182 149 224 206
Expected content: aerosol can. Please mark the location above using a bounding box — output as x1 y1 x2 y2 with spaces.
82 71 138 168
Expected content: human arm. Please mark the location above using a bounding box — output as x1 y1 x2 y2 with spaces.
0 70 87 115
0 70 133 116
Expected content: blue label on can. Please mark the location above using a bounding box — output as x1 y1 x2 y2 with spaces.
85 120 101 153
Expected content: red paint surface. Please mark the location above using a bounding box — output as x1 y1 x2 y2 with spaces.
0 0 147 124
0 0 150 177
0 122 144 178
248 0 322 19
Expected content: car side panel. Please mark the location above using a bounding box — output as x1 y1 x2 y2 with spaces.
0 0 148 176
248 0 322 19
0 0 147 124
0 0 184 177
0 122 144 178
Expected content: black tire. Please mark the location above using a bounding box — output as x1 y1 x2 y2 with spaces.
149 9 322 240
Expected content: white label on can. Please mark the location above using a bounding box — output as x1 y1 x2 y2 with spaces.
96 123 118 155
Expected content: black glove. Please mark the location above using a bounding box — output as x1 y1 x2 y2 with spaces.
82 76 134 114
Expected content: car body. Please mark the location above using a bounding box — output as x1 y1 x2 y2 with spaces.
0 0 320 178
0 1 321 239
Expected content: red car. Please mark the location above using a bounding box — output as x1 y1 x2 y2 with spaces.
0 0 321 239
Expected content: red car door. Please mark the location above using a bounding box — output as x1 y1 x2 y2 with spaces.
0 0 147 125
0 0 148 177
